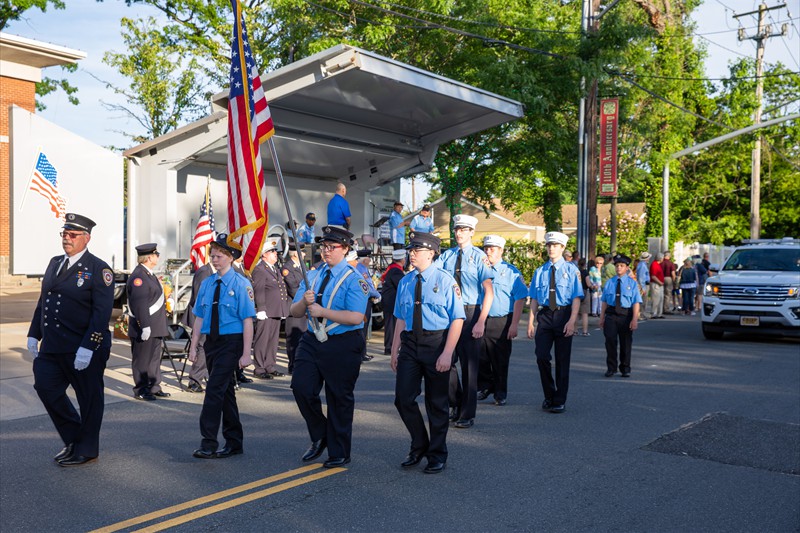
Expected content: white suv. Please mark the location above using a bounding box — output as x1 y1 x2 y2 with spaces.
701 238 800 339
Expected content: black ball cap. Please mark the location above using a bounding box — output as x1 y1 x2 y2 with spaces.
288 242 306 251
63 213 96 234
321 226 354 246
211 233 242 260
406 231 440 254
613 254 632 265
356 249 371 258
135 243 158 256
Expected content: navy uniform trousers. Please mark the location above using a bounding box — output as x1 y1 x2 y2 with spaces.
199 334 244 452
603 309 634 374
477 314 514 401
291 330 364 459
534 307 573 406
131 336 163 395
449 305 481 419
33 348 110 458
395 329 450 463
284 317 306 374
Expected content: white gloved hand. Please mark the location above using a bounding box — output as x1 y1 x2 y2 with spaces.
256 311 267 320
373 295 382 303
27 337 39 358
74 347 93 371
141 326 151 341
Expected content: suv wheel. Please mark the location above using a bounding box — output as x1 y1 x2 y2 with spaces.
702 323 724 340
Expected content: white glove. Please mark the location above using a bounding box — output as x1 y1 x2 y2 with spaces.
141 326 151 341
373 295 382 303
27 337 39 358
74 347 93 371
256 311 267 320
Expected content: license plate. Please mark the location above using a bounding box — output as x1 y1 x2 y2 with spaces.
740 316 760 326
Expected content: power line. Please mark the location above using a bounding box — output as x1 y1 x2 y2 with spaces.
695 16 800 35
767 10 800 68
694 33 754 59
614 70 799 81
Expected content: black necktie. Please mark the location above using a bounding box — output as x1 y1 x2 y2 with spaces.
413 274 423 335
56 258 70 279
316 270 332 305
210 280 221 341
454 250 463 289
548 265 557 310
615 277 623 314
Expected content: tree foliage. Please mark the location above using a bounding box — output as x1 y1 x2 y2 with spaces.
0 0 63 29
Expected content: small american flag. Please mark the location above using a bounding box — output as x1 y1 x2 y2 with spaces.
29 152 66 219
226 0 274 273
190 188 216 270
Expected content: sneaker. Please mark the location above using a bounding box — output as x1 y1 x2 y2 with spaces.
582 332 590 336
690 311 697 316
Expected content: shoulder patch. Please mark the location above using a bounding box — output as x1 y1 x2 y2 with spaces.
246 285 254 301
358 278 369 295
133 277 143 287
103 269 113 286
453 284 462 299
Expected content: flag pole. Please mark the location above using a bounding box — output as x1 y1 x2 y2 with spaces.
18 146 42 211
204 176 211 263
265 137 327 342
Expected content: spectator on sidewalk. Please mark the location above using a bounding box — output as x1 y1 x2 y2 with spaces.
649 253 665 319
636 252 651 319
678 258 698 315
661 251 677 313
589 256 604 316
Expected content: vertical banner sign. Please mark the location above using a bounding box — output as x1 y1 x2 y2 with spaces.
599 98 619 197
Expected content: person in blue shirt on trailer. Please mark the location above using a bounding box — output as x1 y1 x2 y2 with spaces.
326 182 352 229
389 201 410 250
409 204 434 234
391 231 465 474
289 225 370 469
297 212 317 244
435 214 494 429
526 231 583 414
599 254 642 378
189 234 256 460
476 235 529 406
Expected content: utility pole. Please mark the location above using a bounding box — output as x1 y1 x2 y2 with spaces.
734 3 788 240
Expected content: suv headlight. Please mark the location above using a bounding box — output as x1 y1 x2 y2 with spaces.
704 282 720 296
789 287 799 299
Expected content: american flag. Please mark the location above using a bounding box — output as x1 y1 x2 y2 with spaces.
226 0 275 273
29 152 66 219
190 188 216 270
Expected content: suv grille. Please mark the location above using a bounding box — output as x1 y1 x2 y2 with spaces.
718 285 793 302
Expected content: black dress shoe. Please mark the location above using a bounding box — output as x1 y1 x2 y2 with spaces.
477 389 490 401
185 381 204 393
423 460 446 474
549 404 566 414
268 371 285 377
541 399 553 411
323 457 351 468
153 391 171 398
193 448 217 459
448 407 460 421
237 372 254 383
215 446 243 458
400 452 425 468
301 439 327 462
604 370 615 377
57 455 97 467
454 418 474 429
621 372 631 378
54 443 74 462
253 372 273 380
135 392 157 401
495 398 507 406
361 354 373 362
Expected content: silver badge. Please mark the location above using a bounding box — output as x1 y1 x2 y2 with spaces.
229 290 235 296
433 285 439 293
77 277 84 287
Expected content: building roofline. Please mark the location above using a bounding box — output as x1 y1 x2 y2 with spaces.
0 32 86 67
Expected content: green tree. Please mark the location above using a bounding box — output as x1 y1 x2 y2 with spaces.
0 0 63 29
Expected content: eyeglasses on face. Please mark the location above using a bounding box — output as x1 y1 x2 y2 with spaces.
321 244 343 252
60 231 86 239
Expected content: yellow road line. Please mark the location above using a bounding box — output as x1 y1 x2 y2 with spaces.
132 467 347 533
91 464 325 533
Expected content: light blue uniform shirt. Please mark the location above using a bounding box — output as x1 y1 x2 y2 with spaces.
636 260 650 287
409 214 434 233
528 258 584 307
394 266 466 331
601 274 643 309
294 259 370 334
389 211 405 245
297 223 315 244
436 245 495 305
482 261 529 317
355 262 380 298
193 268 256 334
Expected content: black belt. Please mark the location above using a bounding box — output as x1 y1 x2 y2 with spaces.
407 329 446 336
464 304 479 309
540 306 567 312
326 330 362 338
606 309 631 316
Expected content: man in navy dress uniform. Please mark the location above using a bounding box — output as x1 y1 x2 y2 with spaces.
27 213 115 466
127 243 169 401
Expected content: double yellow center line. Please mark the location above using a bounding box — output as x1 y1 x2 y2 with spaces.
91 464 345 533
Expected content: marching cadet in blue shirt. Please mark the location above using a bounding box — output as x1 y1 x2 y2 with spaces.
409 204 434 233
27 213 114 466
599 254 642 378
189 234 256 460
435 214 494 429
289 226 370 468
477 235 529 406
526 231 583 414
391 232 465 474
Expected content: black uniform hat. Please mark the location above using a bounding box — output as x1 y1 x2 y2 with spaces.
320 226 355 247
613 254 632 265
406 231 441 254
135 243 159 256
305 212 316 220
63 213 96 234
288 242 306 251
210 233 243 259
356 249 371 258
420 204 431 211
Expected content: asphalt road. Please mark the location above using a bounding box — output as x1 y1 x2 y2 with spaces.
1 301 798 532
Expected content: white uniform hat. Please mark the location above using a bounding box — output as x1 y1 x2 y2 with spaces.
345 249 358 262
392 249 407 260
262 238 279 253
544 231 568 246
483 234 506 248
453 214 478 229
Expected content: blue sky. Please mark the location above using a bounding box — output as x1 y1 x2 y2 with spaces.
7 0 800 158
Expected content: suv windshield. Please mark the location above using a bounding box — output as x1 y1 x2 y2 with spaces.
722 248 800 272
